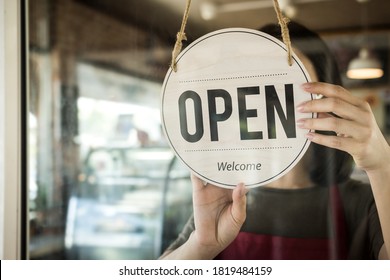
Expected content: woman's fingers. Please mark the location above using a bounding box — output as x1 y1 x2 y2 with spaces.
305 131 357 153
191 172 248 225
191 172 248 249
297 97 367 123
230 183 248 227
298 81 373 146
191 173 209 191
302 82 365 107
300 82 372 124
299 82 390 171
297 117 367 141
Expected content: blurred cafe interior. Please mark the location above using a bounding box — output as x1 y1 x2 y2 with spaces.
1 0 390 259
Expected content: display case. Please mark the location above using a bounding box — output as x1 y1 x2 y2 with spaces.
64 146 192 259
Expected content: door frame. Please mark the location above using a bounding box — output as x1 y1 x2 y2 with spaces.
0 0 25 260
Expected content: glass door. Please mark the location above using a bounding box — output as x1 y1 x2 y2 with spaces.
22 0 390 260
27 0 192 259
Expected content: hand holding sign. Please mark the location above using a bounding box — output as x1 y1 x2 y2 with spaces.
191 174 248 258
161 28 317 188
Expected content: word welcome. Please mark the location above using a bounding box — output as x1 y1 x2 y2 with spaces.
217 161 262 172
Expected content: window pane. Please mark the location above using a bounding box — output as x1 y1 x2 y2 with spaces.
28 0 192 260
27 0 390 260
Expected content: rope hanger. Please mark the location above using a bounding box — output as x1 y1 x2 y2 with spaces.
170 0 293 72
272 0 293 66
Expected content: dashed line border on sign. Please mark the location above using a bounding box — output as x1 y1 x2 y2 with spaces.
179 73 288 84
185 146 293 152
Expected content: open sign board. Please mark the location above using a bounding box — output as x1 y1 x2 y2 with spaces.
161 28 315 188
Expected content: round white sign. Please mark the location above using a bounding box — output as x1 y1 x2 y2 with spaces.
161 28 315 188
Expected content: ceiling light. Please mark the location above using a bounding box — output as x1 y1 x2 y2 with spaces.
200 2 217 21
283 4 297 18
347 48 383 79
199 0 299 21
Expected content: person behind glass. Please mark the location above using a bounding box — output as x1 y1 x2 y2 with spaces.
160 21 390 260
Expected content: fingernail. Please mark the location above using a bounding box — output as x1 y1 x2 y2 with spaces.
237 183 249 196
296 103 306 112
301 83 312 90
305 132 314 141
296 119 305 128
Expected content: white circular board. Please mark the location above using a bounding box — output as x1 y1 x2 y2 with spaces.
161 28 315 188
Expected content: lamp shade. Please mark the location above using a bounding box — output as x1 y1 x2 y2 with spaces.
347 48 384 79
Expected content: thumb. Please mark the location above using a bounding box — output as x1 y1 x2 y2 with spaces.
230 183 248 227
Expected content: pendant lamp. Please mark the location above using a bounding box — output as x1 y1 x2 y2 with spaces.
346 0 384 79
346 47 384 79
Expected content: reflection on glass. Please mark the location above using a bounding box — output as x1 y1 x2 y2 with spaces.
28 0 191 259
27 0 390 260
65 147 191 259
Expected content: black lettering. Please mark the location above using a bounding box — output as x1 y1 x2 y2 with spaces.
217 161 262 171
207 89 232 141
217 161 228 171
178 90 204 142
238 86 263 140
265 84 296 139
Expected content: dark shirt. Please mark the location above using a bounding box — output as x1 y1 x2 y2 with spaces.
164 179 384 259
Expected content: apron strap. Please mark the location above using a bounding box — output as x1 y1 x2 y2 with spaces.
328 184 348 259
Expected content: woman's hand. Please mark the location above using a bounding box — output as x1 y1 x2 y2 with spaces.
297 82 390 172
191 174 248 257
297 82 390 259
